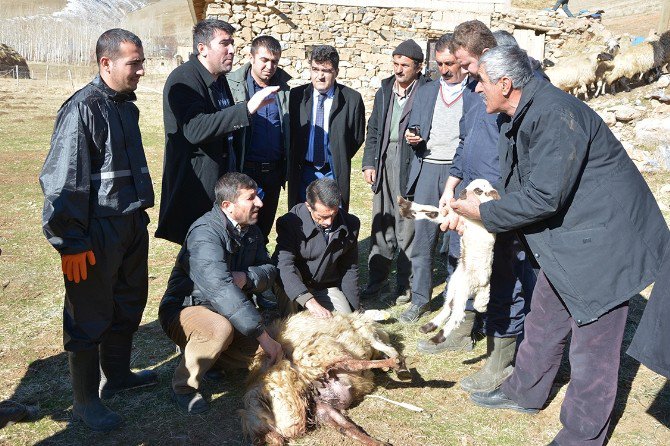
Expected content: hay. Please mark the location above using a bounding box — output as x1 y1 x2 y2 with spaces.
0 43 30 79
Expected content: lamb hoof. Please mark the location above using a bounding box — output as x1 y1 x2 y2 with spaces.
419 322 437 334
473 304 488 313
430 330 445 344
396 367 412 381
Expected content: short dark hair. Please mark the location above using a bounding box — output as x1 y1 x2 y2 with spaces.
434 33 453 54
451 20 497 57
96 29 142 64
310 45 339 70
251 35 281 57
215 172 258 206
193 19 235 53
306 178 341 209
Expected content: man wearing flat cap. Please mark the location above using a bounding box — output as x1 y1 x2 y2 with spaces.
360 39 430 304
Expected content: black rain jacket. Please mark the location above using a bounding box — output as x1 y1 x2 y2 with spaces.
40 75 154 254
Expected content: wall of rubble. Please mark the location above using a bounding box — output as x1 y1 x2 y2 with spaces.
205 0 509 101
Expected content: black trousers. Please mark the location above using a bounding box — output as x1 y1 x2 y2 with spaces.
502 270 628 445
243 161 284 242
63 211 149 351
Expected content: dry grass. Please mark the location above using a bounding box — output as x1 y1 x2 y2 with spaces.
0 75 669 446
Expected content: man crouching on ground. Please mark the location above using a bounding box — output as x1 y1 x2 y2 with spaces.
159 172 283 414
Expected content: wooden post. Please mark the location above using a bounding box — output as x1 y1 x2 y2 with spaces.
68 69 74 91
660 0 670 33
45 65 49 87
15 65 19 88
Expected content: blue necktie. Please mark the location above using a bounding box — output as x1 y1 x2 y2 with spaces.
313 93 327 169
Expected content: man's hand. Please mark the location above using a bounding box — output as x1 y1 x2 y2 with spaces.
247 86 280 114
439 188 454 214
363 168 376 185
305 298 332 318
61 250 96 283
439 210 463 233
231 271 247 289
404 129 423 146
451 190 482 221
257 331 284 365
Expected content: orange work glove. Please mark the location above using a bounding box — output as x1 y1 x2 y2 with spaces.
61 250 96 284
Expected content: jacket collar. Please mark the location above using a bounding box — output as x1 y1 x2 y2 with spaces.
508 76 543 133
91 75 137 102
211 204 243 253
190 53 220 87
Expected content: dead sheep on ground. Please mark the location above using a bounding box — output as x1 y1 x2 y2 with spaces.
240 311 410 446
397 179 500 344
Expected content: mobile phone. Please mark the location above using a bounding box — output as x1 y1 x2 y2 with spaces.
408 125 420 137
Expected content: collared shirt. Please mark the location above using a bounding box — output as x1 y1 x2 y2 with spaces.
246 71 283 162
222 211 248 237
392 78 417 109
306 85 335 164
210 76 236 170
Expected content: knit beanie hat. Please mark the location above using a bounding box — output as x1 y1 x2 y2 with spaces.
392 39 424 63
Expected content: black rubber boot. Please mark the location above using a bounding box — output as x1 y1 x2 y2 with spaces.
417 311 477 353
69 349 123 431
99 332 158 400
460 336 516 393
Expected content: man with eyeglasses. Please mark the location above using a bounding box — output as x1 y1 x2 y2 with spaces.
287 45 365 212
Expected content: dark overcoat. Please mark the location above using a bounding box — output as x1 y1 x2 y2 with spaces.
480 77 670 325
361 74 430 196
274 203 360 309
287 82 365 211
156 54 250 244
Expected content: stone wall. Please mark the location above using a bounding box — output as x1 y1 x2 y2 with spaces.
204 0 510 102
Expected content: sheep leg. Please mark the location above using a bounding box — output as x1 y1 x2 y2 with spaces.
326 356 401 374
420 266 461 334
315 401 391 446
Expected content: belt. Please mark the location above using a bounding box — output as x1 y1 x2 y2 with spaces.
243 160 282 173
304 161 331 172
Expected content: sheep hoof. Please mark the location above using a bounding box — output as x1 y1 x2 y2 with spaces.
419 322 437 334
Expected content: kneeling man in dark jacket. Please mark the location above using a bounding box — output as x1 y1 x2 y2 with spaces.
159 172 283 414
275 178 360 318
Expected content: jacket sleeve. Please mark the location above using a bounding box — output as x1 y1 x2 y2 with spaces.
407 89 427 154
187 224 264 338
480 107 589 233
245 236 278 294
166 80 250 146
349 93 366 158
275 215 310 301
40 101 93 255
338 217 360 309
361 90 381 170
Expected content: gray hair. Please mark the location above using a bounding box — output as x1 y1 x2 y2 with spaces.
306 178 341 209
492 30 518 47
215 172 258 206
479 45 533 89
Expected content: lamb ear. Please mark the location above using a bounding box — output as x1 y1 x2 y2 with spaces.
486 190 501 200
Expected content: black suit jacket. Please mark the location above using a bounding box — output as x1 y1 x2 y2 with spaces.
156 54 250 244
287 82 365 211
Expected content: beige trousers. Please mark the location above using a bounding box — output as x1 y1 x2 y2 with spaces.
165 305 258 394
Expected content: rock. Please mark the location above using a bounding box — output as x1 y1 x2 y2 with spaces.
2 280 9 289
657 75 670 89
598 111 616 126
658 145 670 171
614 106 642 123
659 184 670 194
635 118 670 145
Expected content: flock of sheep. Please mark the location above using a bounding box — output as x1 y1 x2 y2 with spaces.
545 30 670 99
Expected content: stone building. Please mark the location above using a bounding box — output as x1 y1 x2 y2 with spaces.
187 0 510 101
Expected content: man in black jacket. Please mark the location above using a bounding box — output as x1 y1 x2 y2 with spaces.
360 39 429 304
40 29 156 431
275 178 360 317
156 19 279 245
287 45 365 212
159 173 282 414
448 45 670 446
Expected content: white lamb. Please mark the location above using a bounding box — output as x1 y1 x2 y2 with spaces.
397 179 500 344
